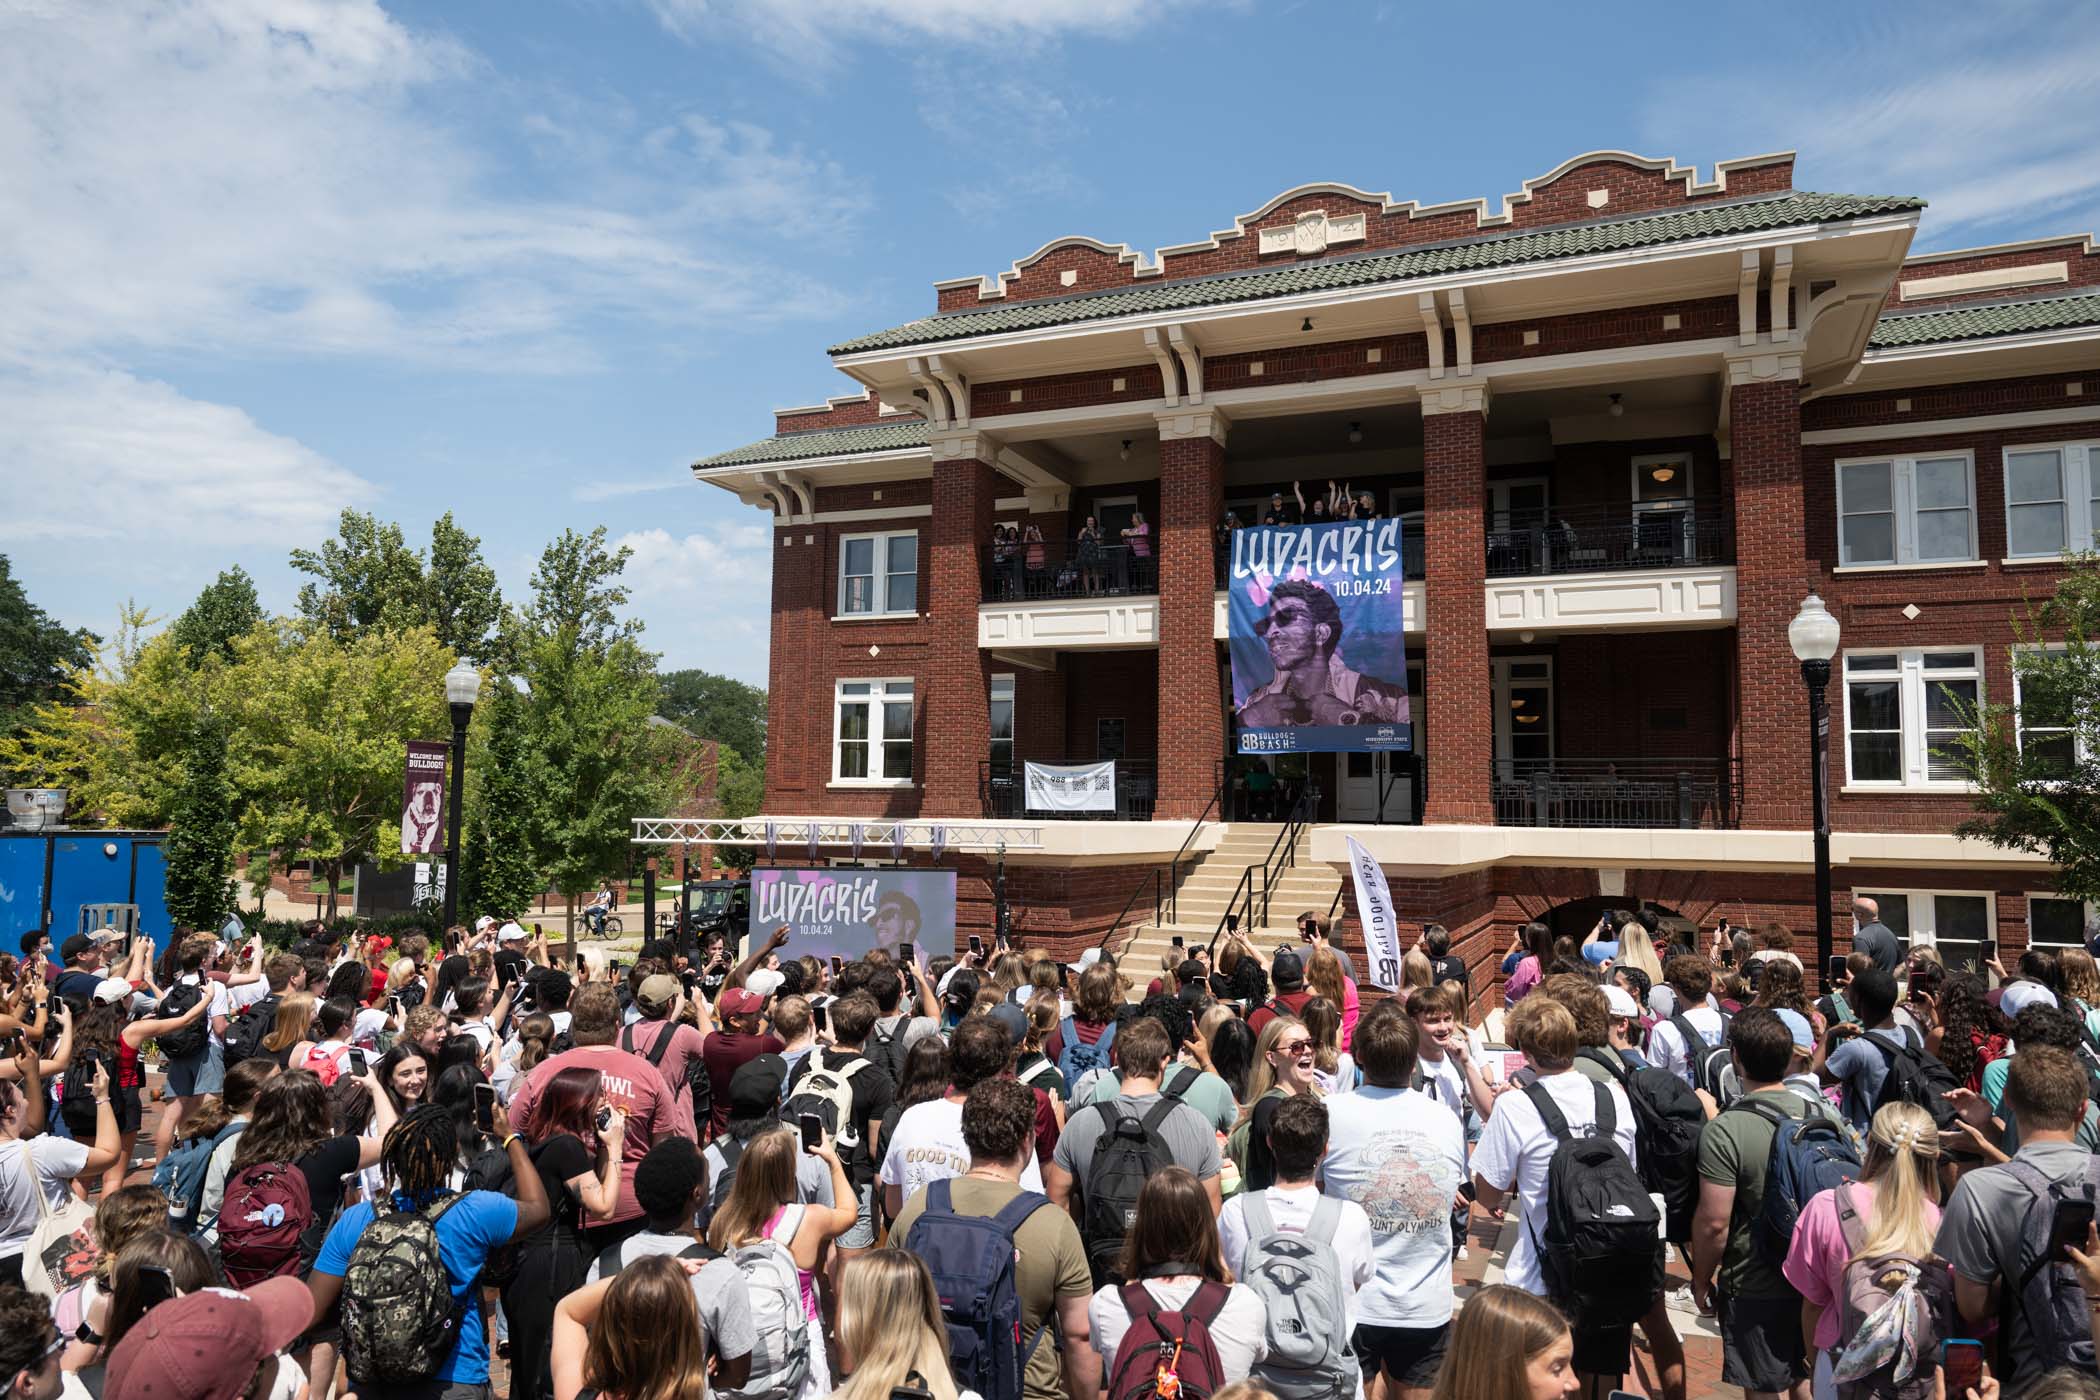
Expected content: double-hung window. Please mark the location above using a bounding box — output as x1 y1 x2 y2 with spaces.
1843 648 1982 787
2013 646 2085 778
1835 453 1977 566
838 531 918 617
2003 442 2100 559
989 675 1015 778
2026 894 2096 952
1856 889 1994 975
833 679 914 785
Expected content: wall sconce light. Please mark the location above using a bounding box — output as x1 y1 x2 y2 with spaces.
1608 393 1624 418
1347 421 1362 444
1119 439 1132 461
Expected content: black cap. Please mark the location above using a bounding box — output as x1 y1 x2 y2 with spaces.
728 1053 788 1118
60 932 93 964
1271 949 1306 991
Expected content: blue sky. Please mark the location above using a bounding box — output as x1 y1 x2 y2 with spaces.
4 0 2097 687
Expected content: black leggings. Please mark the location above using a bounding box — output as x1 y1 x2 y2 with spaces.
500 1230 587 1400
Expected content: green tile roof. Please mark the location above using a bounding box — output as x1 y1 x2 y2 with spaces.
830 190 1925 354
1868 290 2100 349
696 417 930 468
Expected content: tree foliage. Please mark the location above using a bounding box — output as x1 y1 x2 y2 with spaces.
459 678 543 920
711 744 765 873
292 510 504 662
1957 553 2100 904
0 555 96 731
223 622 454 916
169 568 264 667
163 712 239 929
659 668 767 765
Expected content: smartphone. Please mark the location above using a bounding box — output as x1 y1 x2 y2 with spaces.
1980 939 1997 966
596 1106 614 1134
1300 927 1314 944
1827 955 1846 984
1224 912 1241 934
136 1264 178 1310
1942 1339 1984 1398
2048 1197 2096 1261
473 1083 497 1134
386 996 401 1017
811 1002 828 1034
1719 944 1735 967
830 955 844 975
346 1048 368 1077
609 959 624 981
799 1113 823 1152
1171 935 1184 950
968 935 983 955
900 941 916 964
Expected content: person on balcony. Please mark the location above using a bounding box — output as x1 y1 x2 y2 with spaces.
1261 488 1299 527
1021 522 1046 595
1076 515 1104 596
1237 578 1408 729
1120 509 1152 590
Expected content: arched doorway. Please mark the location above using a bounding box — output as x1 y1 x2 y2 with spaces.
1535 896 1693 946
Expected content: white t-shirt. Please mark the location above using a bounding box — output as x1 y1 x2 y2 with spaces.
1471 1069 1639 1294
1217 1184 1374 1330
226 978 273 1014
1088 1279 1268 1382
0 1136 92 1256
1319 1086 1466 1326
1646 1003 1727 1085
877 1098 1044 1206
1414 1053 1467 1121
351 1008 390 1049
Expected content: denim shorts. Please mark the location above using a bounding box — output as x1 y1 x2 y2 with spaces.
164 1041 223 1098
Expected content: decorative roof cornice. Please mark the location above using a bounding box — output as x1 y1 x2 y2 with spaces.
1867 289 2100 350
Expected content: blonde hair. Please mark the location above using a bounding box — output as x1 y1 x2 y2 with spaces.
1616 926 1664 987
1020 994 1058 1056
1401 947 1434 990
1236 1016 1309 1124
1855 1101 1942 1261
2060 948 2100 1007
987 953 1026 1001
832 1249 960 1400
1300 997 1342 1075
1306 947 1349 1009
263 992 315 1054
1505 996 1578 1069
1196 1002 1235 1049
707 1127 798 1252
1429 1285 1570 1400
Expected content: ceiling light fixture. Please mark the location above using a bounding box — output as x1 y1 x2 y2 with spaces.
1301 317 1314 332
1608 393 1624 418
1119 439 1132 461
1348 421 1363 444
1650 464 1677 485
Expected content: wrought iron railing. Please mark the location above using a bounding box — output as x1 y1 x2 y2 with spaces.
1490 757 1742 829
983 539 1153 602
980 759 1157 821
1485 498 1732 578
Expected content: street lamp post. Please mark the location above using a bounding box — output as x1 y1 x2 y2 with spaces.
442 661 483 929
1788 594 1842 981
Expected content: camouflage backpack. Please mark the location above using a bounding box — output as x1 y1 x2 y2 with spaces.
341 1193 472 1385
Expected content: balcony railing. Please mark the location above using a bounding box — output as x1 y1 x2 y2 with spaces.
981 759 1157 820
1491 757 1741 829
1215 518 1424 588
1485 499 1732 578
983 539 1154 603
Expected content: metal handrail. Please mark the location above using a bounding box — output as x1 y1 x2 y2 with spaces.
1163 763 1227 925
1212 783 1315 946
1103 867 1162 960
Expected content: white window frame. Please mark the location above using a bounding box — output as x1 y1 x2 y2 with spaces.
1856 887 1997 964
1492 655 1555 774
988 673 1016 777
2025 893 2098 950
2011 644 2088 776
1833 451 1979 567
1841 647 1983 790
831 677 915 787
835 530 918 620
2002 440 2100 560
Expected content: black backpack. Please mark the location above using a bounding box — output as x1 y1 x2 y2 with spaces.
1577 1047 1706 1244
156 981 210 1060
222 994 280 1070
622 1021 712 1128
699 1135 745 1235
1865 1028 1959 1131
1665 1010 1733 1096
1521 1080 1663 1331
1083 1099 1178 1284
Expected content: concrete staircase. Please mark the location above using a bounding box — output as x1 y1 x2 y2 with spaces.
1115 822 1343 973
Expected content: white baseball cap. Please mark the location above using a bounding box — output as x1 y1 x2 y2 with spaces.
1602 984 1642 1019
92 978 134 1006
745 968 786 1000
497 921 528 942
474 915 496 933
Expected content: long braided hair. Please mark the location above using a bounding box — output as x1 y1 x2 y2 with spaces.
383 1103 463 1203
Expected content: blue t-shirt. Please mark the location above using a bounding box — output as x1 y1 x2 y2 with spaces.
1582 941 1619 966
313 1189 519 1383
1825 1026 1917 1132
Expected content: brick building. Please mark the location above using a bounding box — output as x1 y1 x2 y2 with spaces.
690 149 2100 1007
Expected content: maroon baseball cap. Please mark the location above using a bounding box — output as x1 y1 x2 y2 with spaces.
718 987 764 1017
106 1279 312 1400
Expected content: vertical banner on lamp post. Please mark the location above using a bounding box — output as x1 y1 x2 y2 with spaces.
401 741 448 855
1346 835 1404 992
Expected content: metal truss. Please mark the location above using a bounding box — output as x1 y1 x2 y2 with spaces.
630 817 1043 850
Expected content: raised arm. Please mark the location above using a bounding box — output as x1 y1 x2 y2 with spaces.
496 1102 552 1242
728 925 789 991
571 1112 625 1221
77 1060 122 1176
124 989 212 1048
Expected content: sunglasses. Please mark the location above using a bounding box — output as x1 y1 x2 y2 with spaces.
1276 1039 1315 1056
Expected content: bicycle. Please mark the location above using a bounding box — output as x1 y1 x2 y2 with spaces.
586 911 623 937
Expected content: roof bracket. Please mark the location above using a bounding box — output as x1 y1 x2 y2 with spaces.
1738 250 1761 347
1167 324 1204 404
1770 246 1794 341
1448 287 1474 378
905 357 953 427
1143 327 1183 406
926 354 971 428
1418 293 1446 379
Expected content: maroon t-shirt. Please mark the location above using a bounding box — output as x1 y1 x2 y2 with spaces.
1247 989 1315 1037
701 1030 785 1135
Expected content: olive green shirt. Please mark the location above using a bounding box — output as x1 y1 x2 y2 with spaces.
1697 1087 1835 1299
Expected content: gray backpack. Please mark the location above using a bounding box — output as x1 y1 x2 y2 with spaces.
1239 1192 1359 1400
2002 1155 2100 1377
716 1205 811 1400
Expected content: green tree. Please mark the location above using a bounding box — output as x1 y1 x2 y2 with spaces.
459 678 543 919
1958 554 2100 903
711 744 765 873
428 513 504 663
162 712 239 928
169 567 264 667
224 623 454 916
290 511 431 642
658 669 767 765
0 555 96 731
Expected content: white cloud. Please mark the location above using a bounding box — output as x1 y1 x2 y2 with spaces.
1640 8 2100 247
644 0 1183 60
574 477 692 503
0 0 866 372
616 522 774 679
0 363 373 550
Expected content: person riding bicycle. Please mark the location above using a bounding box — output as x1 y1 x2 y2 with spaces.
585 882 615 936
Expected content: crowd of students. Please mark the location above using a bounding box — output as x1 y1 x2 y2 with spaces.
0 904 2096 1400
